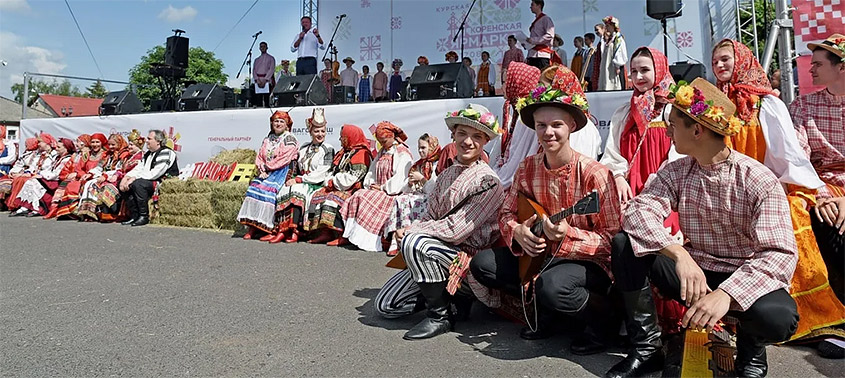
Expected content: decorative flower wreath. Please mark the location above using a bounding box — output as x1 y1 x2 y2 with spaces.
833 37 845 62
447 107 501 134
668 80 744 136
602 15 619 27
514 85 589 114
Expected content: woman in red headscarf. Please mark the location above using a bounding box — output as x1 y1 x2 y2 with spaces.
712 39 844 342
54 132 108 219
238 111 300 240
599 46 686 334
94 130 146 222
11 138 75 216
0 137 38 202
76 133 133 221
7 133 58 214
339 121 413 250
0 125 17 175
305 124 374 244
42 134 88 218
383 133 442 255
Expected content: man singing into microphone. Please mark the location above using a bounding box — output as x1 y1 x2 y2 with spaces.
291 16 325 76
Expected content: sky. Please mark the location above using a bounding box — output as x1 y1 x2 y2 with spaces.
0 0 305 100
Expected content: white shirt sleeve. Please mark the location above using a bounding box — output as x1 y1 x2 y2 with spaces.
599 104 632 177
382 149 413 195
0 142 16 165
758 95 825 189
612 35 628 67
488 63 497 87
362 151 380 187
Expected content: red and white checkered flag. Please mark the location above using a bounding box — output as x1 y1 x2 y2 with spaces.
794 0 845 41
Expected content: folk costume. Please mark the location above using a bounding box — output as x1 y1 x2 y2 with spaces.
372 69 389 101
274 109 336 243
54 133 108 218
471 74 622 354
9 133 59 216
715 39 844 341
0 126 17 174
599 47 686 332
388 60 404 101
0 137 38 202
476 59 497 96
76 134 133 220
501 45 525 83
375 104 505 341
383 136 442 255
526 10 557 69
341 121 413 251
609 78 799 378
305 125 373 237
13 138 74 216
122 139 179 225
597 16 628 91
237 111 300 234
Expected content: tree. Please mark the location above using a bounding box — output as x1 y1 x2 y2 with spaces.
738 0 781 71
85 80 109 98
11 78 84 106
128 45 228 109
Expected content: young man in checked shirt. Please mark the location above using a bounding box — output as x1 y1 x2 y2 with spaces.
470 68 622 356
606 78 799 378
374 104 505 341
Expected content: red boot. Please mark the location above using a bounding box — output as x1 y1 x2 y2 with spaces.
308 229 335 244
285 229 301 243
327 237 349 247
259 231 276 242
268 230 288 244
42 207 58 220
243 226 259 240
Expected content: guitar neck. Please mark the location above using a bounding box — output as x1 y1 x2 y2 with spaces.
529 205 575 236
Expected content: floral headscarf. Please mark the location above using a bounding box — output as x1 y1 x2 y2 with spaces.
374 121 408 145
713 39 776 122
334 124 374 166
24 137 37 151
105 134 130 170
627 47 675 135
410 136 441 180
269 110 293 138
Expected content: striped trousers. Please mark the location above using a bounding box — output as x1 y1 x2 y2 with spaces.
374 233 461 318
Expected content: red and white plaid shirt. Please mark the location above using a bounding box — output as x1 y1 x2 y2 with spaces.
624 151 797 311
406 160 504 255
500 151 622 276
790 89 845 197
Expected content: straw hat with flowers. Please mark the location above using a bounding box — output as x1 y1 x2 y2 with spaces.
668 77 743 136
808 33 845 62
445 104 501 139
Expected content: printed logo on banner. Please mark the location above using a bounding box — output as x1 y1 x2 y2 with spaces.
361 0 370 8
331 17 352 42
435 0 523 58
166 126 182 152
583 0 599 13
391 16 402 30
676 31 694 48
795 0 845 40
360 35 382 61
495 0 519 10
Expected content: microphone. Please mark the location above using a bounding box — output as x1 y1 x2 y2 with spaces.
337 14 346 18
252 30 262 38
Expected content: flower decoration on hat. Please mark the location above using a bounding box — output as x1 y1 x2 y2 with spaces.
833 37 845 62
445 104 501 138
515 85 589 114
668 79 744 136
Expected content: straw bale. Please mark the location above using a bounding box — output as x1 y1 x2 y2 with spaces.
153 214 216 229
154 180 249 231
211 148 257 166
157 193 214 217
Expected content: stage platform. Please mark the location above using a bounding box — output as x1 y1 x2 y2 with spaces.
21 91 631 166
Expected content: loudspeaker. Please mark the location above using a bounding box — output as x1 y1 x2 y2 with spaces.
669 62 706 84
179 83 233 111
165 36 189 68
647 0 683 20
409 63 474 100
99 90 143 115
272 74 329 106
333 86 356 104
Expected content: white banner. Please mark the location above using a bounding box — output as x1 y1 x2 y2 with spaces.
21 91 631 167
317 0 732 84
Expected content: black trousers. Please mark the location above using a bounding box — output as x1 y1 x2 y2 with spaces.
254 93 271 108
296 57 317 76
470 247 611 314
611 232 798 344
811 213 844 303
124 179 155 219
526 57 550 71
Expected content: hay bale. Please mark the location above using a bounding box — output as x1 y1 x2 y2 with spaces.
154 180 249 231
153 214 217 229
158 193 214 216
158 179 219 194
211 148 257 166
211 181 249 231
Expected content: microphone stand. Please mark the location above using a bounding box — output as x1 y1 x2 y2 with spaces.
452 0 477 60
236 32 261 107
303 16 344 106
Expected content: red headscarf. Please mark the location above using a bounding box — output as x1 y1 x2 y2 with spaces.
626 47 675 135
90 133 109 150
374 121 408 144
59 138 76 154
270 110 293 134
714 39 776 122
78 134 92 148
106 134 130 169
334 124 374 166
410 136 442 180
501 62 542 156
24 137 37 151
38 132 57 149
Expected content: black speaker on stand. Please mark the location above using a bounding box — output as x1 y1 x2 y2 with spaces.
165 35 189 68
179 83 234 111
647 0 683 56
272 74 329 106
669 62 706 83
99 90 143 115
408 63 473 100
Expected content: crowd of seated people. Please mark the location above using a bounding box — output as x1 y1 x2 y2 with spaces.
5 34 843 377
2 129 179 226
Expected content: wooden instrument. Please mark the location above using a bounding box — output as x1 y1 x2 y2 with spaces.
330 45 340 83
516 190 600 283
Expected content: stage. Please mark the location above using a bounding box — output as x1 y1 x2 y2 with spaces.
21 91 631 167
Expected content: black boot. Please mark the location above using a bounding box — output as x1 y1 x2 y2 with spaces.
519 309 557 340
735 332 768 378
122 194 138 225
403 282 452 340
571 292 618 356
604 286 664 378
451 284 475 322
131 216 150 226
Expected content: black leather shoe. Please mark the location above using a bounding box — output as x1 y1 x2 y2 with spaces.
403 282 453 340
571 329 609 356
520 325 553 340
604 286 664 378
121 218 138 225
605 351 665 378
9 209 28 217
25 211 41 218
735 335 768 378
131 216 150 226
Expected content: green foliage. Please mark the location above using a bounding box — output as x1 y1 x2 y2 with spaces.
738 0 781 71
11 79 84 106
127 45 228 109
85 80 109 98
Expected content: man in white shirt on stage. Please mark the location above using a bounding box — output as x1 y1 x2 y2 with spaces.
291 16 325 76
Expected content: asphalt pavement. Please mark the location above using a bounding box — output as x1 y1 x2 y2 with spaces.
0 216 839 377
